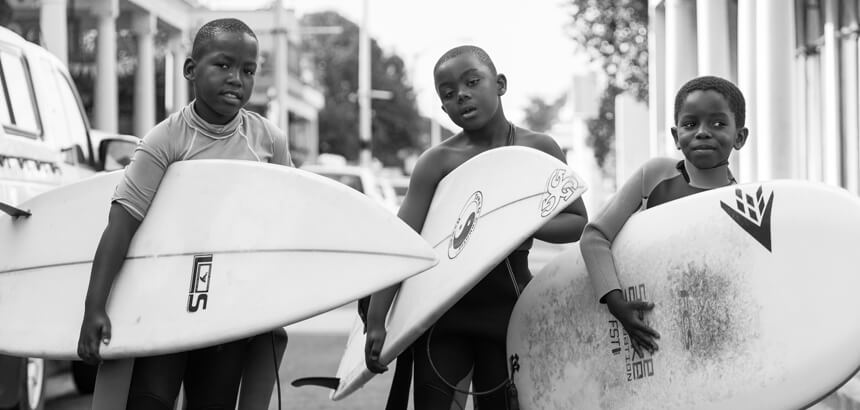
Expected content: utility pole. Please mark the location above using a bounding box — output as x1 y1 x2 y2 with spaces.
358 0 372 167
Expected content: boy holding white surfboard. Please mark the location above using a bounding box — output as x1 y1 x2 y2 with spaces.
77 18 289 409
363 45 589 409
581 75 749 358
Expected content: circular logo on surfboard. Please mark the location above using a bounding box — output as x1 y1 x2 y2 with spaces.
448 191 483 259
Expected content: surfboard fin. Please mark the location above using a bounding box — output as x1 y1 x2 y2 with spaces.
290 376 340 390
0 201 31 218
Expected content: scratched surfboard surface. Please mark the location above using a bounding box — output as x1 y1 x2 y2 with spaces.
330 146 587 400
507 180 860 409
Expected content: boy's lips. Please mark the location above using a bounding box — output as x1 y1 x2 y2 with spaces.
460 106 478 119
220 91 243 104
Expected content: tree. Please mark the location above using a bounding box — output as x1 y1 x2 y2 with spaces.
300 11 424 167
522 94 567 133
565 0 648 170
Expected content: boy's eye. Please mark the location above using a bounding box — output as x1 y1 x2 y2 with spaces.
681 121 696 128
466 78 480 87
713 121 726 127
245 69 256 76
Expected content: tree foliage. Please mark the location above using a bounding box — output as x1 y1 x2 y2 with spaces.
300 11 424 167
522 94 566 133
565 0 648 171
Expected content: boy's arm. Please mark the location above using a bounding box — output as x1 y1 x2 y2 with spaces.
365 150 442 373
531 136 589 244
77 203 141 364
581 163 652 302
581 161 660 354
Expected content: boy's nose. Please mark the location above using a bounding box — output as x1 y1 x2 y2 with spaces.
457 90 470 103
695 126 711 138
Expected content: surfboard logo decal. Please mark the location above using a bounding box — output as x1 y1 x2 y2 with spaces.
608 284 655 381
720 186 773 252
449 191 483 259
187 254 212 313
540 169 578 217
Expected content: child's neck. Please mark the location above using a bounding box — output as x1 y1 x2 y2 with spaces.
684 159 733 189
462 115 510 147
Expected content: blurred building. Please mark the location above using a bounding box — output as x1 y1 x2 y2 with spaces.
618 0 860 199
5 0 323 165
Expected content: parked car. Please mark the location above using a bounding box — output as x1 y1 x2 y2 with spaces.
0 26 138 410
300 164 399 214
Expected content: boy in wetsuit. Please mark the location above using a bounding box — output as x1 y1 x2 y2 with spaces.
581 75 749 357
363 45 589 409
76 18 289 409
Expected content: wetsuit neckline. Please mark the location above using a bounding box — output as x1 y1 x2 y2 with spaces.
681 159 735 189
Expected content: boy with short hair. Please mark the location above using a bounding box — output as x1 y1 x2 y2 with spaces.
364 45 589 409
581 75 749 357
76 18 289 409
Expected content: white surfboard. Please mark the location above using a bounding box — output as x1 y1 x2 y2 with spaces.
0 160 437 360
507 180 860 410
321 146 587 400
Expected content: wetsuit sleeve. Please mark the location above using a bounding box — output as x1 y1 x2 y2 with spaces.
111 121 177 221
580 163 648 303
271 128 293 167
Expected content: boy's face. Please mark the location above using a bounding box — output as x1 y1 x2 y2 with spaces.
434 53 505 130
184 31 258 125
672 90 747 169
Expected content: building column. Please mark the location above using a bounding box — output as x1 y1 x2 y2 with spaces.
696 0 738 176
756 0 796 180
133 11 157 138
648 2 667 158
664 0 698 157
696 0 731 77
737 0 757 182
168 32 189 113
842 1 859 194
93 0 118 133
819 0 842 186
40 0 68 65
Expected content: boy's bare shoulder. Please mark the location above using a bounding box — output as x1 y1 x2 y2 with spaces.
514 127 565 161
411 140 461 182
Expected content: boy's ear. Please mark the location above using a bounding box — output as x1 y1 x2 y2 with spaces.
670 126 680 149
183 57 197 81
496 73 507 96
734 127 749 150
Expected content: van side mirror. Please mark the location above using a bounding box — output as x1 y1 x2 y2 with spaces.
98 136 138 172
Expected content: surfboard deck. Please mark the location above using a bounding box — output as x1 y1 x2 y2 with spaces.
321 146 587 400
0 160 437 359
507 180 860 409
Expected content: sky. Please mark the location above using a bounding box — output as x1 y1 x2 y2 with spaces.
199 0 593 131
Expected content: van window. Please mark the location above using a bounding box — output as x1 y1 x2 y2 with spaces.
30 57 91 165
0 49 40 137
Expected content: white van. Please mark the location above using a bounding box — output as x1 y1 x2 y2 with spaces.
0 26 137 410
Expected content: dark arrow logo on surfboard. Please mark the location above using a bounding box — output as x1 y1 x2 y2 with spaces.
720 186 773 252
448 191 483 259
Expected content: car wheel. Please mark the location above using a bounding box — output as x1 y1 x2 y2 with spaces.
70 361 96 395
19 358 44 410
